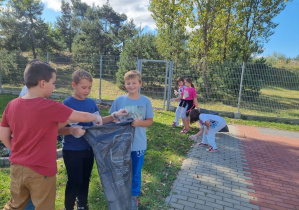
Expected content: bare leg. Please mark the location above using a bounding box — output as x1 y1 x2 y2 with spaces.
182 118 189 130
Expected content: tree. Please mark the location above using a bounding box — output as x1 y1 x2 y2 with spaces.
149 0 188 63
235 0 288 63
0 0 60 57
180 0 228 98
56 0 75 52
116 32 161 88
118 19 138 49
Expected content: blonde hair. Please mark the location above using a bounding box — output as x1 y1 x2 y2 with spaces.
72 70 93 84
124 70 142 83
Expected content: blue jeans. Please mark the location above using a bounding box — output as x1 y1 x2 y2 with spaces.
131 150 145 196
24 199 35 210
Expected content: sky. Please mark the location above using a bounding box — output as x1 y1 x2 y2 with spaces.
31 0 299 58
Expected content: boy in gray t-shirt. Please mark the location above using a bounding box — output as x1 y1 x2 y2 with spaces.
110 70 154 209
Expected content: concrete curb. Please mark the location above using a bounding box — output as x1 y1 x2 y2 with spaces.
0 148 63 167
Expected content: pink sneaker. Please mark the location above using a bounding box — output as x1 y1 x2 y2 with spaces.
206 147 218 152
180 128 189 134
171 122 177 127
198 143 209 147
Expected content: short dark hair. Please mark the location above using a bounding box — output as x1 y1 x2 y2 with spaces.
189 109 200 124
24 59 56 88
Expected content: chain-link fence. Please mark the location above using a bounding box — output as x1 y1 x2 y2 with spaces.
0 52 298 120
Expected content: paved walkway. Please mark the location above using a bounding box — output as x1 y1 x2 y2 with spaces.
165 124 299 210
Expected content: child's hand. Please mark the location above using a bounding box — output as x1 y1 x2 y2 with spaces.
205 129 209 135
71 126 85 138
174 90 179 96
115 109 128 118
189 135 198 141
93 116 103 126
131 119 142 127
170 98 175 102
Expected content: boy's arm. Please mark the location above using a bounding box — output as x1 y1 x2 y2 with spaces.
131 118 153 127
58 126 86 138
0 126 12 150
68 110 102 124
58 126 73 135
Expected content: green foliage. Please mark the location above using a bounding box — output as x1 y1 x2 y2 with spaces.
0 50 28 85
0 0 61 57
56 0 74 52
70 1 135 56
0 94 18 120
116 33 162 89
149 0 188 62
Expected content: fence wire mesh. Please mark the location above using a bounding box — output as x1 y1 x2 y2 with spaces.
0 52 298 119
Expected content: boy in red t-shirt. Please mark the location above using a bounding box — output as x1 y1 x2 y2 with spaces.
0 60 103 210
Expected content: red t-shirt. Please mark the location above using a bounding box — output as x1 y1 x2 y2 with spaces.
1 97 73 176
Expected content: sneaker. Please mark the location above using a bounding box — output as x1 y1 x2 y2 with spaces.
198 143 209 147
180 128 189 134
171 122 177 127
131 196 139 210
189 135 198 141
206 147 218 152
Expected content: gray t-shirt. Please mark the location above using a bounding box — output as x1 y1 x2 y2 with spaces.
109 94 154 151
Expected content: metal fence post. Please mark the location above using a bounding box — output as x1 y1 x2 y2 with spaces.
46 52 49 63
0 58 2 94
138 59 142 94
167 60 174 111
162 61 169 110
99 55 103 100
235 61 246 118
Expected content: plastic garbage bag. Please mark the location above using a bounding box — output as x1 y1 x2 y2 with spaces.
83 120 135 210
200 109 229 132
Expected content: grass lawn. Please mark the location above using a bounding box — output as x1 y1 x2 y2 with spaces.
1 93 299 209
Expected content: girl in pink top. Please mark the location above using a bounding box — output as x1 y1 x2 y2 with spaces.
171 78 200 133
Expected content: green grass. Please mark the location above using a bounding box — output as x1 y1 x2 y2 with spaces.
0 94 18 120
225 117 299 132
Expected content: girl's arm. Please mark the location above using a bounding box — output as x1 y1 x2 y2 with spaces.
131 118 153 127
194 97 200 110
195 127 204 137
205 120 210 134
171 95 182 101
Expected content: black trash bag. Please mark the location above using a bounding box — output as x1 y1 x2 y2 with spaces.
83 120 135 210
200 109 229 132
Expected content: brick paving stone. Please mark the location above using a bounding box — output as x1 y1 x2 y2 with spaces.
165 125 256 209
165 124 298 210
237 125 299 210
